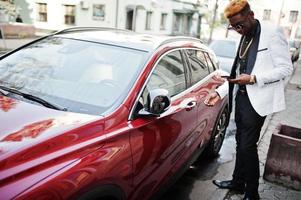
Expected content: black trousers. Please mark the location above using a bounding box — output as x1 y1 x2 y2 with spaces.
233 91 266 195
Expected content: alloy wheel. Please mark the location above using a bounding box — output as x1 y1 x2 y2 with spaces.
213 111 227 154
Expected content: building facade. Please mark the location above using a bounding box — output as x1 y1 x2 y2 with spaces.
250 0 301 40
203 0 301 40
14 0 208 37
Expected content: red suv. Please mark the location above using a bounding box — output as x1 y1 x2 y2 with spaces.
0 28 229 200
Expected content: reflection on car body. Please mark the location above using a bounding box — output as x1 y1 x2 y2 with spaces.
0 27 229 200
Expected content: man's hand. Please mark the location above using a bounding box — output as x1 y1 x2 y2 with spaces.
204 91 221 107
228 73 252 85
214 73 229 82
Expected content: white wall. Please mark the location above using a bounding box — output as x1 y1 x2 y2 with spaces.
18 0 206 37
251 0 301 39
76 0 117 28
22 0 116 30
207 0 301 39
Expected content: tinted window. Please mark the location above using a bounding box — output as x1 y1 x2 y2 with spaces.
146 50 186 97
186 49 209 84
0 37 147 115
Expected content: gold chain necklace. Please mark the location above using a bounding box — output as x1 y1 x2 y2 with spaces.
239 36 254 59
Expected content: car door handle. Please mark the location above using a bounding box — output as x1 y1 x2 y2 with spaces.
185 101 197 111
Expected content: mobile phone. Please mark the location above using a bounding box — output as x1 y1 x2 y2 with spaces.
221 75 230 78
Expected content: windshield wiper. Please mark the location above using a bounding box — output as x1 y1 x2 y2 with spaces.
0 85 67 111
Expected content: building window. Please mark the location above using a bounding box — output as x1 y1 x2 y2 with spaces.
160 13 167 30
263 9 271 20
289 10 298 23
64 5 76 25
145 11 153 30
36 3 47 22
93 4 105 21
173 13 192 35
173 13 182 33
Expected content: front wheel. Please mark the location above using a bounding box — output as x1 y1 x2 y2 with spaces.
204 107 229 158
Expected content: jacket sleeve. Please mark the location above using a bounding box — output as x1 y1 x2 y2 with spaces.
255 26 293 87
215 82 229 99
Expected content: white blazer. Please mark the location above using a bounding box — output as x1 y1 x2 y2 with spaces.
216 22 293 117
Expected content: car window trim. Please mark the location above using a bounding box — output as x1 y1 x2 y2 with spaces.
128 47 217 121
184 48 212 84
204 52 217 72
128 48 188 120
180 49 192 88
179 50 190 90
175 48 218 93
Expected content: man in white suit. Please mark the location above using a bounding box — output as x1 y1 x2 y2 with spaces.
204 0 293 199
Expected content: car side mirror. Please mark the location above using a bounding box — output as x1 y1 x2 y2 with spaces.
138 89 171 117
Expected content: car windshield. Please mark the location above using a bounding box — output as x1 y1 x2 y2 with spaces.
0 37 147 115
209 40 237 58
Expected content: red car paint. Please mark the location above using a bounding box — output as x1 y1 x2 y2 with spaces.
0 29 228 200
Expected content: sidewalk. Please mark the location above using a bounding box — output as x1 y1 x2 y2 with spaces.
225 60 301 200
0 38 36 51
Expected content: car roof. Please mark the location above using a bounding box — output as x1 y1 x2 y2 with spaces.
53 27 206 52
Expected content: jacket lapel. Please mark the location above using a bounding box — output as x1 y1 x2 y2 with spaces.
246 21 261 74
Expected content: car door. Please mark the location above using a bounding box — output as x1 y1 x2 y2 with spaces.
128 50 199 200
184 49 222 150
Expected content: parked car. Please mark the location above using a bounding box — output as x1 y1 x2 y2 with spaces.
209 39 239 73
289 39 300 63
0 28 229 200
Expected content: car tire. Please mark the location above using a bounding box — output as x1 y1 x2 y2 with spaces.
204 106 229 158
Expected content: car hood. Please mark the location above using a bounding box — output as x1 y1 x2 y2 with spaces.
0 95 104 181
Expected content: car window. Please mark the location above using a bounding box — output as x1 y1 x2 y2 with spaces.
0 37 147 115
186 49 209 84
204 52 217 73
146 50 186 97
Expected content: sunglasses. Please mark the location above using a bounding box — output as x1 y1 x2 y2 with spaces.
228 23 244 31
228 12 251 31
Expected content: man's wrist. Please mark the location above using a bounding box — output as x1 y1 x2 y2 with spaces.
215 91 221 99
249 75 256 84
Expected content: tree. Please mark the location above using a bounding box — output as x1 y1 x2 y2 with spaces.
0 0 17 22
208 0 219 43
